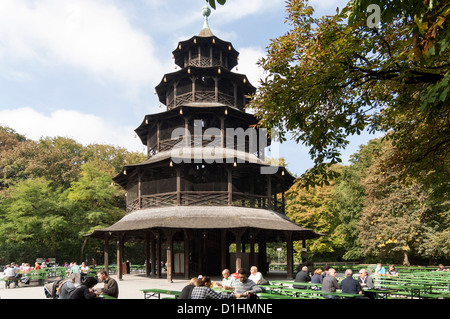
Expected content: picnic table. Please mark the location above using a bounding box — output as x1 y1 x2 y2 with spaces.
258 292 296 299
270 280 323 290
268 280 360 299
140 288 181 299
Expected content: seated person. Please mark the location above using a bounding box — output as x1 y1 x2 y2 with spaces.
340 269 368 299
233 268 262 299
191 276 231 299
249 266 268 285
179 277 198 299
293 266 311 289
216 269 237 290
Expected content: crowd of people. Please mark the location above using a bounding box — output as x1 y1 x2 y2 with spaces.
1 260 118 299
57 269 119 299
179 266 265 299
292 263 402 299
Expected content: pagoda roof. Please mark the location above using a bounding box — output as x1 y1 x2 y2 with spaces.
172 35 239 70
86 205 324 240
134 105 260 147
112 146 294 187
154 65 256 103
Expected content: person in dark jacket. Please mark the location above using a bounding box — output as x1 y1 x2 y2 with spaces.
70 277 98 299
340 269 368 299
293 266 311 289
179 278 198 299
97 270 119 298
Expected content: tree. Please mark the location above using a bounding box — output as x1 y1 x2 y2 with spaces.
67 161 126 237
249 0 450 188
359 140 448 265
329 138 384 260
286 165 344 259
0 177 71 260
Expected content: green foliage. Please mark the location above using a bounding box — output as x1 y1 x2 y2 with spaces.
207 0 226 10
0 126 145 264
250 0 450 188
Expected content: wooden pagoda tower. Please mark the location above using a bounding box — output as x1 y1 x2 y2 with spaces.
88 5 322 281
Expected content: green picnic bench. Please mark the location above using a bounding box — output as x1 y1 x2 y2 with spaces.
140 288 181 299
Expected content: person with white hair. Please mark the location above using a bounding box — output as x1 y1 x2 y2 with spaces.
340 269 367 298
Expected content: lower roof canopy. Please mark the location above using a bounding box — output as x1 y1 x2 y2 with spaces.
87 206 323 241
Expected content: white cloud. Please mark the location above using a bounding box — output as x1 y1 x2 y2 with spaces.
0 107 146 153
0 0 164 94
213 0 285 22
236 46 266 89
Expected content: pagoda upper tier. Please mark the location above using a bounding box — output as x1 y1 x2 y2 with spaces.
155 24 256 111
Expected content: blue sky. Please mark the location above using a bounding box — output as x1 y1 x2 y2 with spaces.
0 0 379 177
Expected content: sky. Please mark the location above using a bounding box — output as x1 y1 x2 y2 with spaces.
0 0 380 177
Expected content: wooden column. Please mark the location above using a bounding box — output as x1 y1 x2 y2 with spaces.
214 77 219 102
258 239 267 275
156 121 161 152
302 239 307 263
117 232 124 281
227 167 232 205
164 229 175 283
220 229 227 271
220 117 225 148
191 76 196 102
249 231 257 269
232 229 245 272
267 175 272 209
145 233 150 277
156 232 162 278
176 167 181 205
151 234 156 277
285 231 294 279
138 168 142 209
183 230 190 279
104 233 109 273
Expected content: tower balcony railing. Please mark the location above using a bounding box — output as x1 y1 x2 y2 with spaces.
126 191 284 215
167 91 236 109
190 57 222 68
148 137 263 159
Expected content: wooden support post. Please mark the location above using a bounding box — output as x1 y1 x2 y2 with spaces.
285 231 294 279
227 167 232 205
221 229 227 271
176 167 181 205
156 232 162 278
151 234 156 278
232 228 246 272
145 233 150 277
164 229 175 283
104 233 109 273
117 232 124 281
184 230 190 279
267 175 272 209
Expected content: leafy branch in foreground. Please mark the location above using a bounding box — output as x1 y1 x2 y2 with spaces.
249 0 449 188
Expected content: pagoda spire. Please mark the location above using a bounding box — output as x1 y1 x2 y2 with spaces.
199 3 214 37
